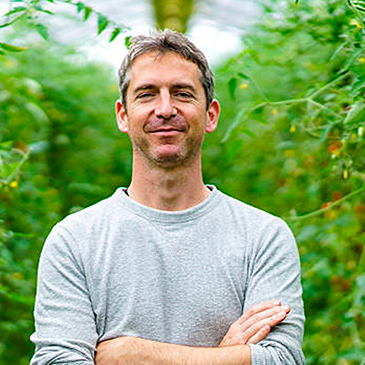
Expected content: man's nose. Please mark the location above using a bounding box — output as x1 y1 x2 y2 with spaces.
154 91 177 119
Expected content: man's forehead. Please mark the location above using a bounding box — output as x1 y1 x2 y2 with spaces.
128 51 202 88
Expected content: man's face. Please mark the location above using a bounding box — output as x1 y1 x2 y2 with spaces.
116 51 219 168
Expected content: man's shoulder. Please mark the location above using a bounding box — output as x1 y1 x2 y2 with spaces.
217 189 283 225
56 188 123 232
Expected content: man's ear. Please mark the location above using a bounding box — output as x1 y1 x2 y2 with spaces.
205 99 220 133
116 99 128 133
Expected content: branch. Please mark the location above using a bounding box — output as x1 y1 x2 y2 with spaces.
309 71 350 99
222 71 349 143
287 186 365 221
307 99 341 118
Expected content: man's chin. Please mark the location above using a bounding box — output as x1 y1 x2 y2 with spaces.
152 146 185 162
151 150 197 169
153 154 187 168
136 143 200 168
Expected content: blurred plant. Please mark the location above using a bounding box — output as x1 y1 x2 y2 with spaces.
0 0 130 47
0 1 131 363
206 0 365 363
0 40 133 363
1 0 365 363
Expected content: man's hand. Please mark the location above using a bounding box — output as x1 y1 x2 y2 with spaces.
219 300 290 347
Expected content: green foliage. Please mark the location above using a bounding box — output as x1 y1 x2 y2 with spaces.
1 0 365 364
0 0 130 49
206 0 365 363
0 2 130 363
0 41 132 363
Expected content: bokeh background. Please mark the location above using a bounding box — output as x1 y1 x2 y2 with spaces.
1 0 365 364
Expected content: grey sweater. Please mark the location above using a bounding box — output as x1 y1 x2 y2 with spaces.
30 186 305 364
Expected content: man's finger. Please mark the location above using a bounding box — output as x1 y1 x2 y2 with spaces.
220 302 290 347
238 304 290 333
237 300 282 324
247 324 271 345
243 309 288 340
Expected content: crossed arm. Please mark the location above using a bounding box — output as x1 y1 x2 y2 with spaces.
95 300 290 365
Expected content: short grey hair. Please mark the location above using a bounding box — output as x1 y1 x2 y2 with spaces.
118 29 215 110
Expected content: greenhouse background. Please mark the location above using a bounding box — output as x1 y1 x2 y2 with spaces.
1 0 365 364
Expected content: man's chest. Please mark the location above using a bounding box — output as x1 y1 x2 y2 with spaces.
84 222 249 346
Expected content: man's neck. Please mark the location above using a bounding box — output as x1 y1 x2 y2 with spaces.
127 156 210 211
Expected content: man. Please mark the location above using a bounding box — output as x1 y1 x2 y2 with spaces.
30 30 305 364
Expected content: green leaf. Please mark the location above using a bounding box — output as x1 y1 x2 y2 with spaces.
228 77 237 100
24 102 49 123
3 7 27 16
97 14 108 34
238 49 261 64
39 9 54 15
238 72 249 80
247 49 261 64
344 101 364 123
295 0 299 3
75 2 85 13
124 36 132 49
330 40 350 61
320 123 333 142
351 74 365 96
0 42 26 52
29 141 49 154
355 5 365 12
0 141 14 149
340 49 362 73
221 108 247 143
33 4 53 14
0 49 6 56
110 27 121 42
35 23 49 40
242 129 256 137
83 6 92 21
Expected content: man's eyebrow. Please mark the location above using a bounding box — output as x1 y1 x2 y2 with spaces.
171 83 197 93
133 84 156 94
132 83 198 94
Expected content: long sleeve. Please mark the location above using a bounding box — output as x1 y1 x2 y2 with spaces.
245 218 305 364
30 224 98 365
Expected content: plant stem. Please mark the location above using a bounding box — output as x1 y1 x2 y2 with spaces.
309 71 350 99
307 99 340 118
287 186 365 221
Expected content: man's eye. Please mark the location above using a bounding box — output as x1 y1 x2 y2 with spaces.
176 92 192 98
138 92 154 99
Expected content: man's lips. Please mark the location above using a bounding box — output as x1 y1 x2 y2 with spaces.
149 128 184 133
144 117 187 134
149 128 184 137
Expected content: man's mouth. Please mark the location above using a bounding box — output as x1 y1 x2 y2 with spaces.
149 128 184 136
145 118 187 134
149 126 185 134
